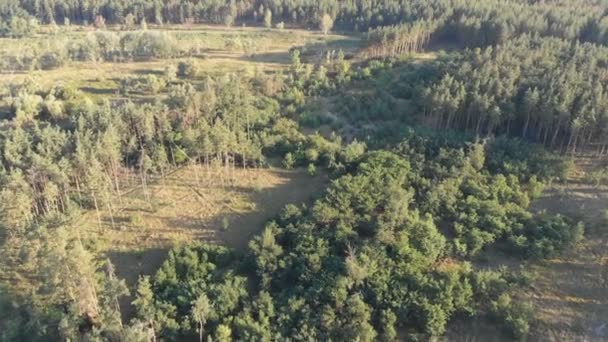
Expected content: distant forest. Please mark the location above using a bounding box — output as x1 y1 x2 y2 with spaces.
3 0 608 44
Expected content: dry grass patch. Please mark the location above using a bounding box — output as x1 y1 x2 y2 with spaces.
80 165 327 253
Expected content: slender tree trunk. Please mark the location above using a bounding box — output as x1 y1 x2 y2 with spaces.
522 113 530 138
112 163 122 205
550 119 562 148
150 319 156 342
92 192 102 232
106 195 116 229
566 132 574 154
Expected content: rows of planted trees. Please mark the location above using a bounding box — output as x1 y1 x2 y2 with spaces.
361 21 436 58
413 36 608 153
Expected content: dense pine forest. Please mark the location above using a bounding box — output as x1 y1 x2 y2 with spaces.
1 0 608 341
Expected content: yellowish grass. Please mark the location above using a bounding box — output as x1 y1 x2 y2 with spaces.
78 165 327 253
1 24 361 101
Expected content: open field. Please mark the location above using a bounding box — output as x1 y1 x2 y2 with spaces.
0 24 361 101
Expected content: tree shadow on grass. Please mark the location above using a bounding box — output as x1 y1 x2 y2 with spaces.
108 247 169 321
131 68 165 76
79 86 115 95
218 170 329 249
239 51 292 64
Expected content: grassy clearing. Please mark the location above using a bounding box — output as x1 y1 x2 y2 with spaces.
1 24 361 100
525 155 608 340
81 164 328 253
73 164 327 312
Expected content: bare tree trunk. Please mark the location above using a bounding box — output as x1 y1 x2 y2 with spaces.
112 163 123 205
522 113 530 138
550 119 562 148
106 195 116 229
92 192 102 232
142 171 150 203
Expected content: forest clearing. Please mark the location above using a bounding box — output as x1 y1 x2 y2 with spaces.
0 24 360 102
79 164 327 252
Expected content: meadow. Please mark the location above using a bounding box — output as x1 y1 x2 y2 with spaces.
0 24 360 102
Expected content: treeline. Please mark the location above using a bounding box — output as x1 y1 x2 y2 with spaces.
361 21 435 58
415 36 608 153
3 0 608 46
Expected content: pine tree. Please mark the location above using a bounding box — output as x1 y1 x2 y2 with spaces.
264 9 272 28
191 294 211 342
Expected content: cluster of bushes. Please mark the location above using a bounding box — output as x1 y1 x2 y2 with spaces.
472 268 534 338
176 59 199 78
393 132 580 258
1 30 180 71
585 167 608 187
4 81 90 124
509 214 584 259
0 15 38 38
118 75 166 95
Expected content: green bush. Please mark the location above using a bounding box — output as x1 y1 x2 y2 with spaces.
307 163 317 176
490 293 533 339
509 214 584 259
283 152 295 169
119 75 166 94
177 59 199 78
